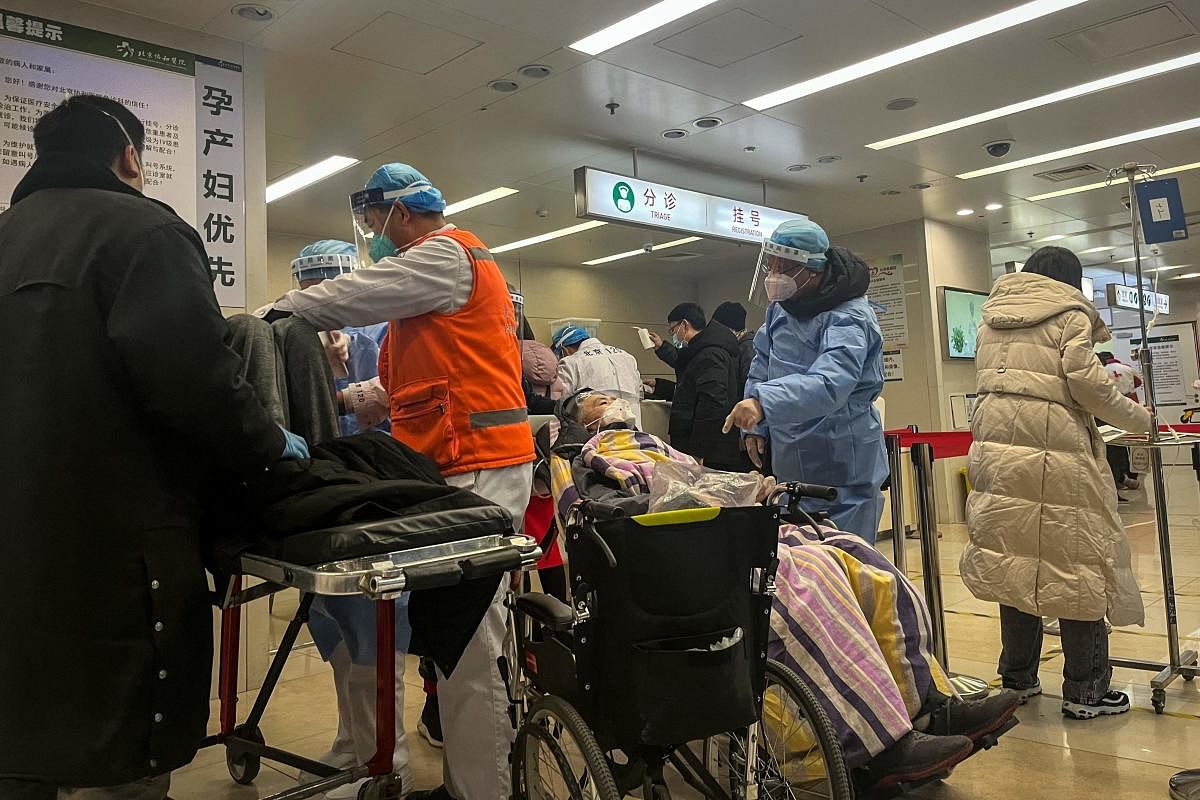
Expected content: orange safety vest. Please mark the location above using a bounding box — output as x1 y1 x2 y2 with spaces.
378 227 533 476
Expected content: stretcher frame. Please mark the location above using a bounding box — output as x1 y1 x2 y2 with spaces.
201 532 542 800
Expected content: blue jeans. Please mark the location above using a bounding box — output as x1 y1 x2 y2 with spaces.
998 605 1111 704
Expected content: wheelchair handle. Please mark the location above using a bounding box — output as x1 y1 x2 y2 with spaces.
769 481 838 503
582 500 626 522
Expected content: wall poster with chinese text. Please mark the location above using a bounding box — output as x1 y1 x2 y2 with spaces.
0 9 246 306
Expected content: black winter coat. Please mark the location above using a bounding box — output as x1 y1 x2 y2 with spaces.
0 155 284 786
667 324 742 467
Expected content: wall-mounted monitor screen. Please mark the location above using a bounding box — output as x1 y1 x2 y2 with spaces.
938 286 989 360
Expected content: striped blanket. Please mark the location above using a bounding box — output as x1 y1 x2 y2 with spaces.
770 524 952 768
550 428 952 769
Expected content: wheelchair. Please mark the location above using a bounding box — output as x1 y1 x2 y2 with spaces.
504 482 855 800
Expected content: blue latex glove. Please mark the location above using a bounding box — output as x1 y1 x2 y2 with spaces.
278 425 310 460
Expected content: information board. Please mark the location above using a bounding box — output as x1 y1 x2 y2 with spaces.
883 349 904 382
1108 322 1200 408
866 253 908 348
574 166 804 245
0 9 247 307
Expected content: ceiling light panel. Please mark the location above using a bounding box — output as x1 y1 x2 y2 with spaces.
569 0 719 55
1026 160 1200 201
582 236 702 266
266 156 359 203
491 220 607 254
867 50 1200 149
958 116 1200 179
443 187 519 216
1079 245 1116 254
743 0 1087 110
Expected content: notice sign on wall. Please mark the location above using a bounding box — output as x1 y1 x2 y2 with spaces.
0 9 247 307
883 349 904 382
1132 334 1185 405
867 253 909 348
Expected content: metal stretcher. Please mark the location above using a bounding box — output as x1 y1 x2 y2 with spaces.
200 514 541 800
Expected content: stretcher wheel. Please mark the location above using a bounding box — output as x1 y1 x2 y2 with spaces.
1153 689 1167 714
357 775 404 800
226 725 264 785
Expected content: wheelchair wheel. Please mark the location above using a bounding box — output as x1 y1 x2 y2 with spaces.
512 695 620 800
713 660 853 800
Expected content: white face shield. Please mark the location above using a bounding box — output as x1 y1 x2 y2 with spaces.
748 239 823 307
290 253 358 288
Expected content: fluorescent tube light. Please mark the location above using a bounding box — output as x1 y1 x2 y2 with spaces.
1079 246 1116 254
744 0 1087 110
985 202 1004 211
956 208 974 216
444 187 519 216
582 236 702 266
1039 234 1067 242
958 116 1200 179
266 156 359 203
1150 264 1190 272
1170 272 1200 279
569 0 719 55
1026 161 1200 201
868 50 1200 149
491 220 608 254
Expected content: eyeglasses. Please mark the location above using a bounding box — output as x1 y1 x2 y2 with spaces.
667 321 684 336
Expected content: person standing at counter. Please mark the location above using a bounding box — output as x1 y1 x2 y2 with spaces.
266 163 533 800
657 303 743 471
962 246 1150 720
724 219 887 541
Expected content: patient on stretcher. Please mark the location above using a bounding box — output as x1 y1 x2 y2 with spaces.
546 391 1021 789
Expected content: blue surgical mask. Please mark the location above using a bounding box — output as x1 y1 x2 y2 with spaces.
671 334 683 348
367 204 398 262
369 233 397 262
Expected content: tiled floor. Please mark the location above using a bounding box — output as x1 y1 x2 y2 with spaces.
172 466 1200 798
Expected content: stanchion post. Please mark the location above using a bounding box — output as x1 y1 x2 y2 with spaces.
885 435 907 573
911 441 949 668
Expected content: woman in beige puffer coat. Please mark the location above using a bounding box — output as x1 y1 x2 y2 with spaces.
962 246 1151 719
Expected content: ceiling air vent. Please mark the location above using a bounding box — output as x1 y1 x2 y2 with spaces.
1033 163 1105 183
657 252 702 262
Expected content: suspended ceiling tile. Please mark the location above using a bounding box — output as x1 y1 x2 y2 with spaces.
333 12 483 74
1054 3 1198 63
654 9 800 68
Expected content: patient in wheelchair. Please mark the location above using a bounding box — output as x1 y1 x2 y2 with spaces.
547 391 1021 788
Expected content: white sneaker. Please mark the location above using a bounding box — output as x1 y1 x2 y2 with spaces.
1062 690 1130 720
1012 680 1043 704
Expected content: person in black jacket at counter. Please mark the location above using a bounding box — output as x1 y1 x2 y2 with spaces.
0 95 303 800
648 303 742 470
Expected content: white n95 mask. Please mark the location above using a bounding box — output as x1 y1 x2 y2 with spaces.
599 398 638 428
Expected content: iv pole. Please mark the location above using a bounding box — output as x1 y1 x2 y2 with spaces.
1107 163 1198 713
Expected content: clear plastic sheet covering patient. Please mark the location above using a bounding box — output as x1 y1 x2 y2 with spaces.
648 460 764 513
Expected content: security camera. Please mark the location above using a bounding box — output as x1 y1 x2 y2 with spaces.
643 242 654 253
535 207 549 219
983 140 1014 158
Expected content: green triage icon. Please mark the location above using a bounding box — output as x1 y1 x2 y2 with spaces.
613 182 634 213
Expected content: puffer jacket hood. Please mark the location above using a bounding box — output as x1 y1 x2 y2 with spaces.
780 246 871 320
981 271 1111 344
521 340 559 389
962 272 1152 626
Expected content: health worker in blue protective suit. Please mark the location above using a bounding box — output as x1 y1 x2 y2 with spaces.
724 219 888 542
290 239 414 798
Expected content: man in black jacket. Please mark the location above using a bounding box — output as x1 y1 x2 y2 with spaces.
0 96 297 798
653 303 742 470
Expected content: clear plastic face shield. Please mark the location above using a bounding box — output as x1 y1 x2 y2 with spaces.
349 183 435 266
290 253 358 289
508 284 525 341
748 239 822 307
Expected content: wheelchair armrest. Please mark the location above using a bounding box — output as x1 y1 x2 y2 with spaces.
515 592 575 632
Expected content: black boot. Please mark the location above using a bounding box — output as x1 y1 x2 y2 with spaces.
920 691 1021 742
859 730 973 788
